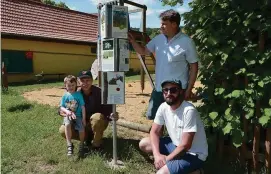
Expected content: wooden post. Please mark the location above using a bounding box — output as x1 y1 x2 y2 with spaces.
140 7 146 93
266 128 271 174
252 32 265 174
241 112 249 165
240 77 249 165
252 117 260 174
218 131 224 160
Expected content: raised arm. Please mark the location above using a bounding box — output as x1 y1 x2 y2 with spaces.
128 32 151 56
185 62 198 100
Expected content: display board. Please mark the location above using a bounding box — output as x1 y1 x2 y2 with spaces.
101 71 125 104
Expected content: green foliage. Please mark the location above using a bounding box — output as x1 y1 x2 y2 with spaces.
131 27 161 39
160 0 183 6
179 0 271 148
41 0 69 9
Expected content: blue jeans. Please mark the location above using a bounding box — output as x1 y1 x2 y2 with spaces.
146 90 164 120
160 137 204 174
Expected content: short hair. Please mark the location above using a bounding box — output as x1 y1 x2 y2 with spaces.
159 9 181 26
64 75 77 84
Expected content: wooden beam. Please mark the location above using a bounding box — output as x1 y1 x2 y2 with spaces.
116 119 151 133
266 128 271 174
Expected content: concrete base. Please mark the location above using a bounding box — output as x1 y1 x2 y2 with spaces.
107 160 125 170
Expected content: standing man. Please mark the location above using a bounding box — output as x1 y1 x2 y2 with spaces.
129 9 199 120
59 70 118 150
139 80 208 174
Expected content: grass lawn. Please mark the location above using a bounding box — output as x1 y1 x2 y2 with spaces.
2 75 256 174
2 76 155 174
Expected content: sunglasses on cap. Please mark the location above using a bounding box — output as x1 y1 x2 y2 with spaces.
162 87 180 94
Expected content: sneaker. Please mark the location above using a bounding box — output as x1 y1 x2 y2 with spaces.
78 143 84 158
67 144 74 156
92 145 103 152
83 141 90 153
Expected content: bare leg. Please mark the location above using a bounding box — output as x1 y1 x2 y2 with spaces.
79 130 85 144
65 124 72 145
156 165 170 174
59 124 79 140
139 137 153 153
78 130 85 157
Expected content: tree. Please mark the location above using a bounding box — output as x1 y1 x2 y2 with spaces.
160 0 183 6
161 0 271 148
41 0 69 9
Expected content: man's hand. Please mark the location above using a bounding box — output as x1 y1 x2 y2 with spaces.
154 154 167 170
110 112 119 121
184 89 192 100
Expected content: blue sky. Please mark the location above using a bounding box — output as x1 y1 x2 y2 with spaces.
55 0 192 28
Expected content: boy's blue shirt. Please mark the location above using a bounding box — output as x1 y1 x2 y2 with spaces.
60 91 85 117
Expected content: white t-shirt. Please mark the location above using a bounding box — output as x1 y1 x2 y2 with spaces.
146 32 198 91
154 101 208 161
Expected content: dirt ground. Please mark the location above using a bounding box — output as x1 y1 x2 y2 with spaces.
23 81 202 127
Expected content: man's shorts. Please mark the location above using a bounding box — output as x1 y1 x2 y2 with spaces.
63 117 84 132
159 137 204 174
146 90 164 120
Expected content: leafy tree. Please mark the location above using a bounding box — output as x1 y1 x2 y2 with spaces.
161 0 271 148
160 0 183 6
41 0 69 9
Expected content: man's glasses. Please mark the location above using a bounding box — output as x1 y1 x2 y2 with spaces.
162 87 180 94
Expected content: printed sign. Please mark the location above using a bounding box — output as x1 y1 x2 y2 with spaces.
102 72 125 104
118 39 129 71
112 5 128 38
100 5 107 39
101 39 115 71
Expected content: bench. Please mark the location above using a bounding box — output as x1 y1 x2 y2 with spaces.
35 72 66 82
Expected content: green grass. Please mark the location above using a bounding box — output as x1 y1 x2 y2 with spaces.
2 74 264 174
2 75 155 174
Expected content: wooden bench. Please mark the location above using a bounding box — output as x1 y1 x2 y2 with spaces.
35 72 66 82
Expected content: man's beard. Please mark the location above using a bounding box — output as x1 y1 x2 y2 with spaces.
165 93 181 106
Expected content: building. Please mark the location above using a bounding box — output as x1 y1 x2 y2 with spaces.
1 0 154 83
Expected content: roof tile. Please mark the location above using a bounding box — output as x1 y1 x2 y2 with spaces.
1 0 98 43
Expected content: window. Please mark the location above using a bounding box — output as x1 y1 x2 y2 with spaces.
91 46 97 54
1 50 33 73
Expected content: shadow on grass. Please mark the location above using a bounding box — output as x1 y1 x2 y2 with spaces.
46 95 62 97
8 103 34 112
98 138 152 163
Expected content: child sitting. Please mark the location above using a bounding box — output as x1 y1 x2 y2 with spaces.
60 75 86 158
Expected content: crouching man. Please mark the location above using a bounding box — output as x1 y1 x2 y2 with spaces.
139 80 208 174
59 70 118 150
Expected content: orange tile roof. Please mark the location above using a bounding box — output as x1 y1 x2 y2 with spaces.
1 0 98 43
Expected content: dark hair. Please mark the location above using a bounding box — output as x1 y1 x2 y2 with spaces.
159 9 181 26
